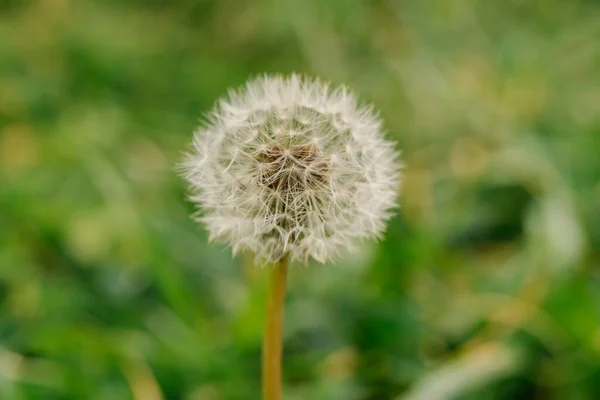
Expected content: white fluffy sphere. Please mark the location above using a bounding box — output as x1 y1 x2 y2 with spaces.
181 74 401 264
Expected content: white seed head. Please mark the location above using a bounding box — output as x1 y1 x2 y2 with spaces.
180 74 401 264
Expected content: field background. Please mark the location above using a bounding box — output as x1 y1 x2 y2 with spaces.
1 0 600 399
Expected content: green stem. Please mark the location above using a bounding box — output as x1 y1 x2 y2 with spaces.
262 257 288 400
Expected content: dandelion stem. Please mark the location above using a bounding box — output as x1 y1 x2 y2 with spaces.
262 256 288 400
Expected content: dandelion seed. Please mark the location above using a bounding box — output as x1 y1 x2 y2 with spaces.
180 74 401 264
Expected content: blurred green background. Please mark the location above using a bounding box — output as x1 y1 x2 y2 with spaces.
1 0 600 399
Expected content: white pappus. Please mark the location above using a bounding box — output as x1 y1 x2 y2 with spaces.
180 74 401 264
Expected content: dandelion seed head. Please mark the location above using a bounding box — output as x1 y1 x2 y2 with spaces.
181 74 401 264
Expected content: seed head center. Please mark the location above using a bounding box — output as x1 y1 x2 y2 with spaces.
255 144 330 193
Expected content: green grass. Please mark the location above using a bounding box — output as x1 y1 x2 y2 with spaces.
1 0 600 399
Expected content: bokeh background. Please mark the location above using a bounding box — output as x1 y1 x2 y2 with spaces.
2 0 600 399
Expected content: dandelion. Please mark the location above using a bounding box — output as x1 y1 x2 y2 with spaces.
179 74 401 400
181 74 400 264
